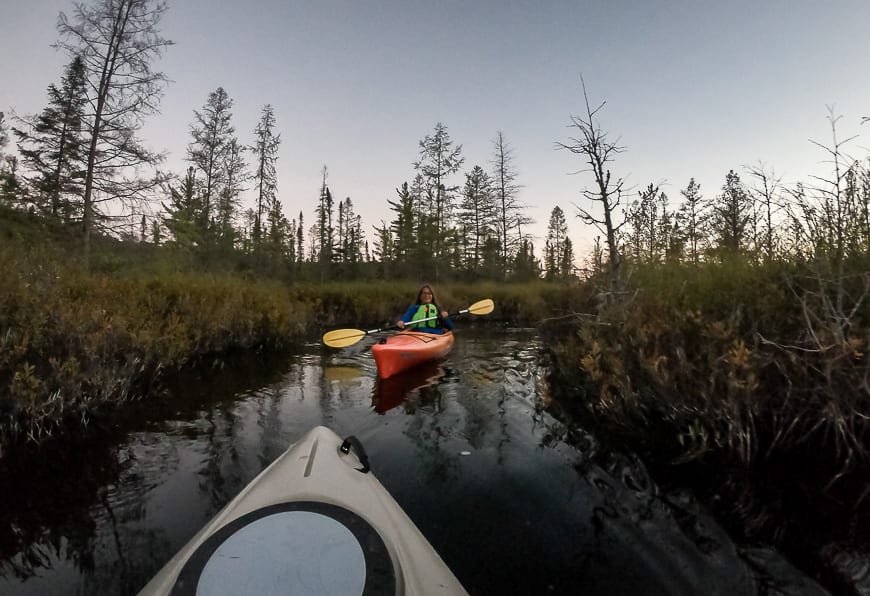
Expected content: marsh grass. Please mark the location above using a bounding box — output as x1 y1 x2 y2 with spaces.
0 246 311 444
0 210 570 450
543 258 870 561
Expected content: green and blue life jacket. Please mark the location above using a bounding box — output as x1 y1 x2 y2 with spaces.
409 304 438 328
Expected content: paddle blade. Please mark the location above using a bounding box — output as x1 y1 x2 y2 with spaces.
323 328 367 348
467 298 494 316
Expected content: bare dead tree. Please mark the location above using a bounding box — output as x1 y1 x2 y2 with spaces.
55 0 173 259
805 107 859 266
774 109 870 391
490 131 530 275
745 161 784 263
556 76 626 277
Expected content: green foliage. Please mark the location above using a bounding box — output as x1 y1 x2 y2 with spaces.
13 56 88 221
711 169 752 257
545 205 574 280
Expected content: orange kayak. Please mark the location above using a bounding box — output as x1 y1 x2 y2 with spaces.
371 331 454 379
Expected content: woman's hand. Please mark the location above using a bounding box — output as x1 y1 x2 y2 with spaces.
440 311 448 318
397 320 405 329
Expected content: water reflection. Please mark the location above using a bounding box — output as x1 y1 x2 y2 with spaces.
0 329 832 596
371 361 447 414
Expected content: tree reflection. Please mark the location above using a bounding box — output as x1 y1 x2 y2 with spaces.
0 434 123 581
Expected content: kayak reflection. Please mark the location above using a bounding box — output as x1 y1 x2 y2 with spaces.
371 360 449 414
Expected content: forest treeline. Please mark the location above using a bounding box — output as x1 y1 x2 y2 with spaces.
2 2 868 284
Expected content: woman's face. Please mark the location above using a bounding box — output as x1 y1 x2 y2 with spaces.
420 288 433 304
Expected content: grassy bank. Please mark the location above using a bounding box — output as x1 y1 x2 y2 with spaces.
0 212 572 447
0 251 305 444
542 258 870 589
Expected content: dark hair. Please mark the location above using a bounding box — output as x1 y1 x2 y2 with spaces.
415 284 437 305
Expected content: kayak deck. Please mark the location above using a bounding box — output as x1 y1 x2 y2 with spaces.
138 426 467 595
371 330 454 379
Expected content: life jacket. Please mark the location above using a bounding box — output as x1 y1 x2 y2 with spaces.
409 304 438 328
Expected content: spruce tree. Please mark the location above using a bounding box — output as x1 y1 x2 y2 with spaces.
13 56 88 220
250 104 280 252
414 123 464 279
161 166 202 246
388 182 417 273
678 178 706 264
711 170 751 257
314 168 335 279
459 165 496 273
296 211 304 264
215 138 247 249
545 206 571 280
187 87 238 239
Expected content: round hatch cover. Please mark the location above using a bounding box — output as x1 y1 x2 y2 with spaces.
171 501 395 595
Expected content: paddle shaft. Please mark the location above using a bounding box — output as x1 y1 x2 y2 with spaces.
393 311 449 331
375 302 486 333
323 299 494 347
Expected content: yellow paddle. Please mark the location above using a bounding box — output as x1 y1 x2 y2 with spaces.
322 298 495 348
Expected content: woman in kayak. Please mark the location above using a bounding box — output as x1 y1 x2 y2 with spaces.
396 284 453 334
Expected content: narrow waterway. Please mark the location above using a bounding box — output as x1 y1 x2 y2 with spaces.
0 327 824 595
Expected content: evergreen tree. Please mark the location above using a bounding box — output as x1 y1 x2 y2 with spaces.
264 196 292 269
711 170 751 257
559 237 576 279
414 123 464 279
0 156 23 207
161 166 202 246
678 178 706 264
410 173 438 271
480 236 502 279
314 167 335 279
286 216 297 265
187 87 237 237
151 219 162 244
625 184 671 263
373 221 395 278
296 210 304 263
511 238 540 281
13 56 87 220
583 236 605 277
242 208 256 252
459 165 496 273
388 182 417 273
337 197 364 278
215 138 247 249
250 104 280 252
545 206 572 280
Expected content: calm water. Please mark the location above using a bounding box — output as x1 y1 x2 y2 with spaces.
0 327 825 595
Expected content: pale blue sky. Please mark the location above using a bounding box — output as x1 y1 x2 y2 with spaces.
3 0 870 256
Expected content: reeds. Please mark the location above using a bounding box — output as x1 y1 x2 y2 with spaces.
0 245 309 445
544 259 870 546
